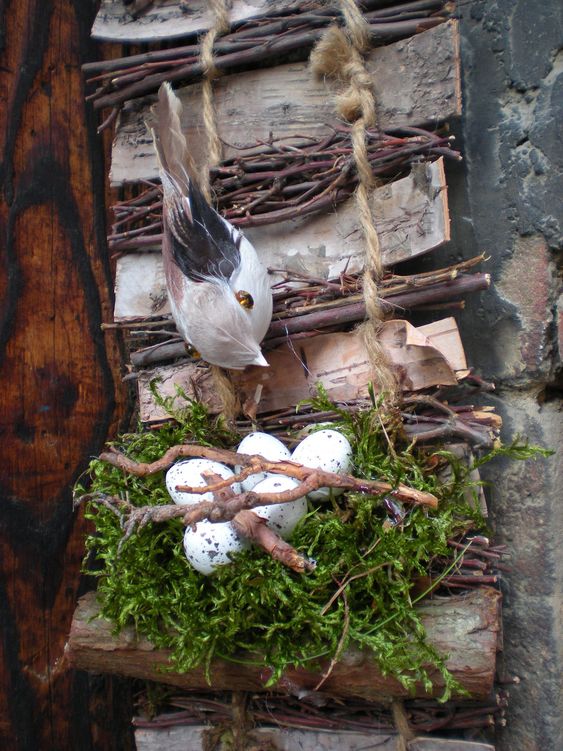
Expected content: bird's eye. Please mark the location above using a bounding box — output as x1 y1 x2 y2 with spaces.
235 290 254 310
184 343 201 359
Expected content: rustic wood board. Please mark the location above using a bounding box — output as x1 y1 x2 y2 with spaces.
110 21 460 185
66 587 501 700
113 159 449 321
92 0 302 43
135 725 399 751
137 317 465 423
0 1 130 748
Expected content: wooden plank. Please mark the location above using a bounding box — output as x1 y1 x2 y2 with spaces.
137 317 464 423
0 2 129 749
113 159 449 321
67 587 502 700
136 725 399 751
110 21 460 185
92 0 301 43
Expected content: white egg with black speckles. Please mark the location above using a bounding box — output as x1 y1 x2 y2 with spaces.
235 432 291 491
166 459 240 505
183 520 249 575
291 429 353 500
251 475 308 539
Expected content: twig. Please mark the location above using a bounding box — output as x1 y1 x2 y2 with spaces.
98 444 438 508
314 586 350 691
232 510 316 574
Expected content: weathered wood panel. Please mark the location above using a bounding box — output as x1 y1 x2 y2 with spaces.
92 0 301 43
110 22 460 185
67 587 502 700
0 2 129 749
113 159 449 320
137 318 465 423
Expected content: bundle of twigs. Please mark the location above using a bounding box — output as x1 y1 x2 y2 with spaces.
133 688 508 734
108 125 461 252
437 537 509 591
259 392 501 449
85 0 453 118
117 256 489 369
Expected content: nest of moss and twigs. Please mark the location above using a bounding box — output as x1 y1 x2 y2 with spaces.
76 388 549 700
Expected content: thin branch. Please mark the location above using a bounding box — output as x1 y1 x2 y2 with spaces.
232 510 316 573
314 585 350 691
98 444 438 508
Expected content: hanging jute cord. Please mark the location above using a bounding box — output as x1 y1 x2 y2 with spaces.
198 1 241 421
310 0 398 401
199 0 230 197
312 1 404 737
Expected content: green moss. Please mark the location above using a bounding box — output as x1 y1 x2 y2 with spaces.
79 388 550 700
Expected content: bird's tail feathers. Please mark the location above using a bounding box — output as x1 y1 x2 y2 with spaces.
150 82 197 195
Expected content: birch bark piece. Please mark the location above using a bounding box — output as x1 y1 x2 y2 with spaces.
109 22 461 185
136 317 465 423
408 741 495 751
66 587 501 700
113 159 449 321
92 0 304 43
134 727 495 751
135 725 399 751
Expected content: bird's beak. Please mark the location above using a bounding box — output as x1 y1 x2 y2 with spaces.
251 352 269 367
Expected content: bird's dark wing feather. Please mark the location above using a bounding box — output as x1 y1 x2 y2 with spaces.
167 179 241 282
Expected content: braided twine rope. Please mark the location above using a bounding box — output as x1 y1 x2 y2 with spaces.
310 0 398 402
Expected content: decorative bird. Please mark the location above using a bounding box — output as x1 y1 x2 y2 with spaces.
151 82 272 369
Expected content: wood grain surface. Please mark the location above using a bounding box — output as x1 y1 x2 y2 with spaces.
0 1 129 748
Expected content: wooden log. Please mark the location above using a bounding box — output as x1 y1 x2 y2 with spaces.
137 317 466 422
66 587 502 700
109 22 460 185
113 159 450 321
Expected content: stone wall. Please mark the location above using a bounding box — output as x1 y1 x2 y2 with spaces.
450 2 562 748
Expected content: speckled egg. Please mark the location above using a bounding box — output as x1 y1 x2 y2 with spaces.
251 476 308 538
291 429 353 500
235 432 291 491
166 459 241 505
183 520 250 575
